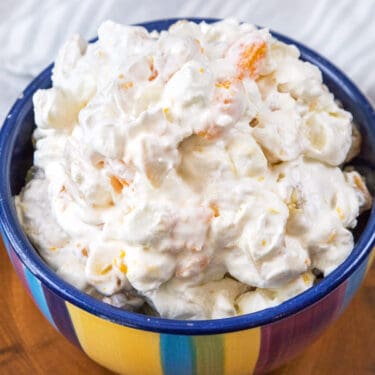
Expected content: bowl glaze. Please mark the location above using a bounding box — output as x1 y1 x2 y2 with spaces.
0 18 374 375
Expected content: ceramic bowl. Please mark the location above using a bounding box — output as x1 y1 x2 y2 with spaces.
0 18 374 375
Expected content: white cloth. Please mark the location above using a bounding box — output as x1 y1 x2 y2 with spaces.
1 0 374 121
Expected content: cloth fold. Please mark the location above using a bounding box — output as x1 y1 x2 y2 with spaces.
1 0 374 121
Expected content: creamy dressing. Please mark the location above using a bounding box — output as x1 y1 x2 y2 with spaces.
15 19 371 319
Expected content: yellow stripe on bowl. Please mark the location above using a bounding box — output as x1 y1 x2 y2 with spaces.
66 302 163 375
224 327 261 375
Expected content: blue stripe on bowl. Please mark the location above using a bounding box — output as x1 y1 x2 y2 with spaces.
24 267 56 328
41 284 82 349
160 334 195 375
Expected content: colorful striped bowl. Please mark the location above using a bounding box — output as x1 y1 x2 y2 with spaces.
0 18 374 375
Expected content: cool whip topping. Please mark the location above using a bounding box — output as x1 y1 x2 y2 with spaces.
16 19 372 319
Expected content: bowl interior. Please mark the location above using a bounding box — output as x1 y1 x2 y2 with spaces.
1 18 375 335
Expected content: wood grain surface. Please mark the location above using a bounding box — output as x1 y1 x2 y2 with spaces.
0 238 374 375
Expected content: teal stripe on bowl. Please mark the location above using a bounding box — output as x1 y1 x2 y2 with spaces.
193 334 224 375
24 267 56 328
160 334 195 375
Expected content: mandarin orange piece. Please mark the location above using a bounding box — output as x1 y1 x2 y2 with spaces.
210 202 220 217
119 263 128 273
110 175 128 193
95 160 105 169
120 81 133 89
237 41 267 80
215 80 231 89
100 264 113 275
148 61 158 81
81 248 88 257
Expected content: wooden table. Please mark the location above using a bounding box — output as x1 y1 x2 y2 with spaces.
1 239 374 375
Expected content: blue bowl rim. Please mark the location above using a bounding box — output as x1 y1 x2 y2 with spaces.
0 17 374 335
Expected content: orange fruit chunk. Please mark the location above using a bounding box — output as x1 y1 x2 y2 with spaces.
237 41 267 79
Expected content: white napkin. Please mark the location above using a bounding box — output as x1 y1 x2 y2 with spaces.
1 0 374 120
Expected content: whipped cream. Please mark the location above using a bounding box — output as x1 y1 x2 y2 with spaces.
16 19 372 319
